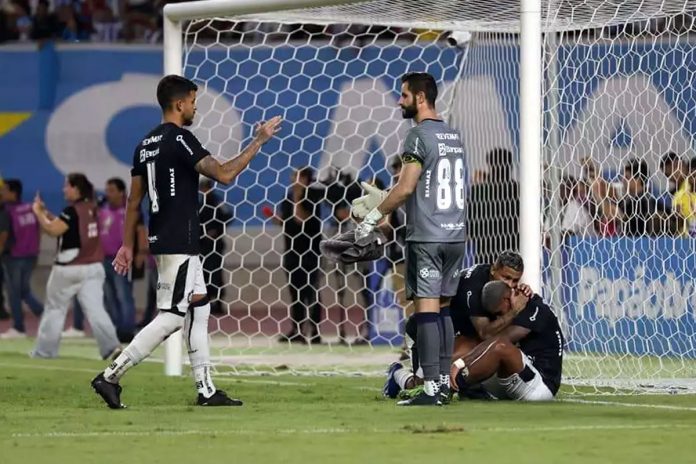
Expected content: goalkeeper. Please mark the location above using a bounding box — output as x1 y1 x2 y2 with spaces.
351 72 467 406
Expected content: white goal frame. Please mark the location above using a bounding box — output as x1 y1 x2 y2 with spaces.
160 0 543 376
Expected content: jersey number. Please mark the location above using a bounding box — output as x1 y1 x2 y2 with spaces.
436 158 465 210
146 162 160 214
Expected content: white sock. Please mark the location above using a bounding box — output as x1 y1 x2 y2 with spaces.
440 374 450 389
394 367 414 390
184 300 216 398
423 379 439 396
104 311 183 383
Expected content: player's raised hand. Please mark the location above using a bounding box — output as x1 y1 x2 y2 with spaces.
351 181 387 220
31 192 45 215
510 288 530 315
254 115 283 144
112 245 133 276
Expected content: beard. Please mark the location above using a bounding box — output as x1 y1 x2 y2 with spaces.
183 113 194 126
401 103 417 119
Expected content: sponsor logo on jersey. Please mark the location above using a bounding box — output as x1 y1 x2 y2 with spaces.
529 307 539 321
435 132 459 141
438 143 464 157
139 147 159 162
169 168 176 196
142 134 162 146
419 267 440 279
176 134 193 155
157 282 172 291
440 222 465 231
148 235 158 243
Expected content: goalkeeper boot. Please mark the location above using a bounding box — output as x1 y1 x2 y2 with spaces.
383 362 403 399
197 390 243 407
91 373 125 409
396 389 442 406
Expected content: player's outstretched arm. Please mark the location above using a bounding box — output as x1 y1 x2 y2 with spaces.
196 116 282 185
113 176 145 276
32 193 69 237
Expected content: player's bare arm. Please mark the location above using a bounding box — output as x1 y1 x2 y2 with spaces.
113 176 145 275
471 288 529 339
376 160 421 216
32 193 69 237
195 116 282 185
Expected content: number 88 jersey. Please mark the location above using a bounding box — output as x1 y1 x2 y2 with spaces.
402 119 467 243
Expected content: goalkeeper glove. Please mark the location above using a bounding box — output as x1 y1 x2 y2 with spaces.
351 181 387 220
354 207 383 240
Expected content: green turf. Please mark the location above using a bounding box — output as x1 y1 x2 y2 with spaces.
1 341 695 464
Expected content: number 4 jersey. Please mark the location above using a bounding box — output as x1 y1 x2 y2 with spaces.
402 119 466 243
131 123 210 255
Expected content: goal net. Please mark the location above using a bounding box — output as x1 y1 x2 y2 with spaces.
166 0 696 393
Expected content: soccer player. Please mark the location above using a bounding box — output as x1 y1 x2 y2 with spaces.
91 75 282 408
384 251 528 399
450 280 564 401
353 72 466 406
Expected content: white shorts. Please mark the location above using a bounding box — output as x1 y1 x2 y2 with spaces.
155 255 207 315
480 352 554 401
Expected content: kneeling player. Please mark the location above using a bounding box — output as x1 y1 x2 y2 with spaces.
450 281 564 401
383 251 527 400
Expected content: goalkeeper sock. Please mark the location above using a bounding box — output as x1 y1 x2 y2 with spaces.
414 312 440 394
104 311 183 383
439 307 454 378
184 299 216 398
394 367 415 389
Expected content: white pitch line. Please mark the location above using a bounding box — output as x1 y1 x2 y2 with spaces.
561 398 696 412
9 423 692 440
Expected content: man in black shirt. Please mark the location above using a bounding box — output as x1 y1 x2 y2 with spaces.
92 75 282 409
450 280 564 400
277 167 323 344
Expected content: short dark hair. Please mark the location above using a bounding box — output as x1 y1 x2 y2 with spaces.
298 167 315 183
660 152 680 171
401 72 438 107
494 250 524 273
67 173 94 201
156 75 198 112
481 280 512 313
106 177 126 193
624 158 649 184
5 179 22 200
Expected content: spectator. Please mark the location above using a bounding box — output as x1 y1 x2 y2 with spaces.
31 173 120 359
672 158 696 237
619 159 670 236
561 178 597 238
468 148 519 263
120 0 159 42
30 0 59 40
99 177 136 342
660 151 688 211
199 178 232 316
89 0 121 42
0 179 44 338
272 167 323 344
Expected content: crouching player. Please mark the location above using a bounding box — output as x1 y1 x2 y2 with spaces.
450 280 564 401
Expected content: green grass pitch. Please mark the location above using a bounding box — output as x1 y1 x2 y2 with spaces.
1 339 695 464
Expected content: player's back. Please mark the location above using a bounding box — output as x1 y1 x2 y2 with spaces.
450 263 493 337
132 123 209 255
404 119 466 243
513 295 565 394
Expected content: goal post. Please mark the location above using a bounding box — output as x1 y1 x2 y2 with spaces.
159 0 696 394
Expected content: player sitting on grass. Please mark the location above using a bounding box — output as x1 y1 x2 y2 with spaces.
450 280 564 401
384 251 528 401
